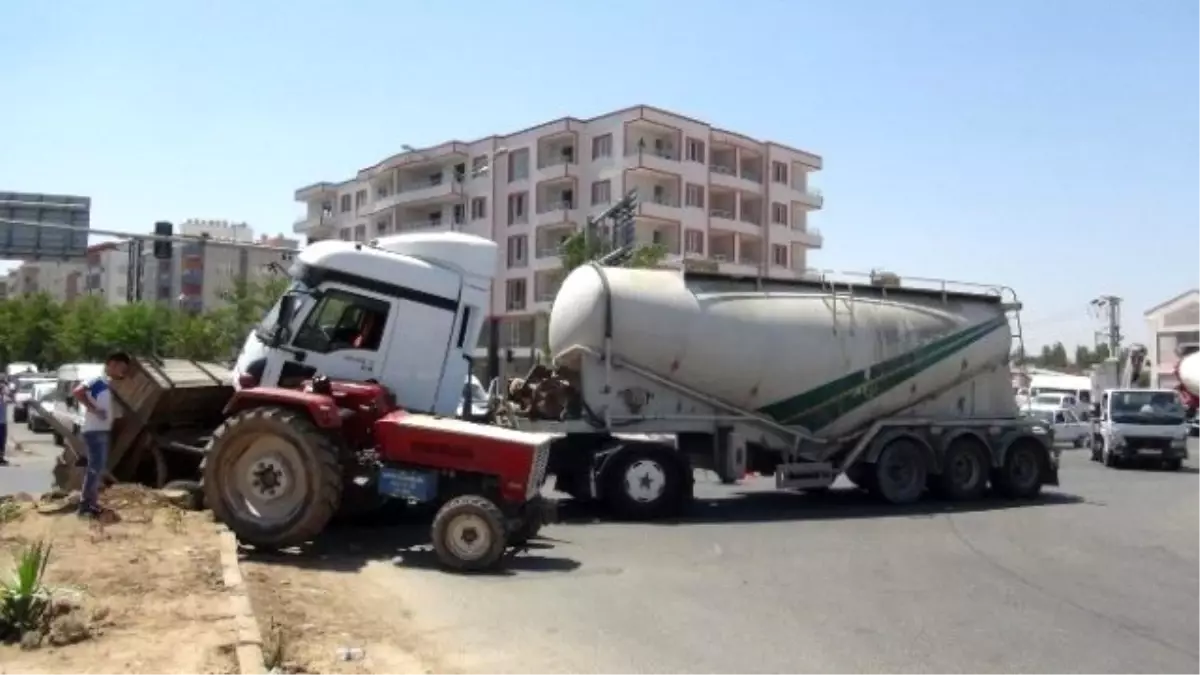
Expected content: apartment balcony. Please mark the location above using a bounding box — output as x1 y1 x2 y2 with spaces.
365 177 464 214
636 195 681 223
534 201 575 226
709 163 764 193
293 215 338 237
624 144 680 177
710 207 761 237
793 187 824 210
790 227 824 249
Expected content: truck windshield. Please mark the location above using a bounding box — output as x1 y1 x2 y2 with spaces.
253 281 315 344
1110 391 1186 424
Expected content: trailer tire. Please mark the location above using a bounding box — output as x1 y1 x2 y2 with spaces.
994 439 1044 499
871 438 927 505
203 406 343 550
601 445 689 520
933 437 990 501
844 464 875 492
431 494 508 572
1162 458 1182 471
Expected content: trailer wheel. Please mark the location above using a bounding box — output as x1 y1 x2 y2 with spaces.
602 445 689 520
871 438 927 505
933 437 990 501
844 464 875 492
431 495 508 572
994 439 1044 499
1162 458 1182 471
203 406 343 549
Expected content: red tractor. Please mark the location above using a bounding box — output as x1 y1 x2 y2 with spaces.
201 376 556 571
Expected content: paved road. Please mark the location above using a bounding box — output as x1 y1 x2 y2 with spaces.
0 409 60 496
280 441 1199 674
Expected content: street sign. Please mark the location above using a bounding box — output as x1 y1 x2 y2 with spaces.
0 191 91 260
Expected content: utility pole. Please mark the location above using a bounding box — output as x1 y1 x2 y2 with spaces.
1090 295 1123 358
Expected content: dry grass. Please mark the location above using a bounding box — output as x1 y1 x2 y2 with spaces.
0 486 239 674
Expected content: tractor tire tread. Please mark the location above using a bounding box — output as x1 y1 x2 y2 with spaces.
202 406 343 549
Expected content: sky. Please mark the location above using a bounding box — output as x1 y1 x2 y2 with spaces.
1 0 1196 351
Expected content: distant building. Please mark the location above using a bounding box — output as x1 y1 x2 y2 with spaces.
139 219 298 312
85 241 132 306
4 258 87 303
1144 289 1200 389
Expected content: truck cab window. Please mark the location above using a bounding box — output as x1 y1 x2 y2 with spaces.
292 289 391 354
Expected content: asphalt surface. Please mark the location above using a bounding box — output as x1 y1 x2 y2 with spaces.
291 440 1200 674
0 409 59 496
4 416 1197 673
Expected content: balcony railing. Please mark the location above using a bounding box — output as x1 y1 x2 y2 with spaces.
710 208 735 220
625 145 679 161
537 200 574 214
710 164 736 175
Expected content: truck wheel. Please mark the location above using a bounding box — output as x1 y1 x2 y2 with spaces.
871 439 927 505
203 406 343 550
933 437 990 501
602 446 689 520
844 464 875 492
994 440 1043 499
431 495 508 572
1102 439 1120 468
1162 458 1182 471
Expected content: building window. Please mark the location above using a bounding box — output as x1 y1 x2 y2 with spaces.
591 134 612 160
338 228 351 241
772 244 788 267
355 190 367 210
685 230 704 255
685 184 705 208
591 180 611 206
772 161 788 185
376 219 390 235
452 203 466 225
340 195 352 213
506 235 528 268
471 196 487 220
507 192 528 225
505 278 527 311
686 138 706 163
471 155 489 177
353 224 366 241
771 202 788 225
507 148 530 182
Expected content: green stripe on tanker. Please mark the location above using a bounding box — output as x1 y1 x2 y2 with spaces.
756 315 1009 431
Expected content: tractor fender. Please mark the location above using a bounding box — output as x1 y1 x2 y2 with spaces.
223 388 342 429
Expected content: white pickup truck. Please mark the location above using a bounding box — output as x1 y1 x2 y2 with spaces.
1024 407 1090 448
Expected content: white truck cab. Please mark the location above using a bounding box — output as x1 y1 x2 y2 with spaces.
233 232 497 417
1089 388 1189 470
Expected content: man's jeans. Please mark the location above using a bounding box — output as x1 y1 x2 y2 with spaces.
0 422 7 462
81 431 109 511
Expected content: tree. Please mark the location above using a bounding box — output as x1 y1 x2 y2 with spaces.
0 276 288 367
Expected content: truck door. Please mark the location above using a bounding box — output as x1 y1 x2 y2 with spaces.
265 285 397 388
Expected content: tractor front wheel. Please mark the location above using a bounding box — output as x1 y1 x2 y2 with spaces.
203 406 343 550
431 495 508 572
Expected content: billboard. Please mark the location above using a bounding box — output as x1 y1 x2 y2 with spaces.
0 191 91 260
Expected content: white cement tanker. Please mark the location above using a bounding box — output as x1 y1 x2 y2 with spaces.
503 265 1058 519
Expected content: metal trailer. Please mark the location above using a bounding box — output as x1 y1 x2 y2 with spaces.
495 265 1059 519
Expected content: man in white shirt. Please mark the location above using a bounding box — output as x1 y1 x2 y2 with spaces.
72 351 131 517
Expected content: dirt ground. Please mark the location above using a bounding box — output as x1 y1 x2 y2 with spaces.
0 487 239 675
240 553 446 675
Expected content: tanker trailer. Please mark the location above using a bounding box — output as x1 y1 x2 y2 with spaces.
1177 350 1199 435
498 265 1057 519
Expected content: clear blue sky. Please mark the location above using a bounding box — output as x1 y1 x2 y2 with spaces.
2 0 1196 350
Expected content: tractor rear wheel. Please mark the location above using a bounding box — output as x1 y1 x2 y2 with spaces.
431 495 508 572
203 406 343 550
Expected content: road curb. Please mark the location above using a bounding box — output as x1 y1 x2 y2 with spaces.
217 528 267 675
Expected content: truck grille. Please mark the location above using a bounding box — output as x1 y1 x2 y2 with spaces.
527 443 552 500
1127 436 1173 451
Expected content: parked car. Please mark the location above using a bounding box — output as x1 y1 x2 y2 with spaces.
26 381 59 433
1025 407 1091 447
12 375 57 423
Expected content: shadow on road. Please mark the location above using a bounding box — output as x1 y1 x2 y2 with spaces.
240 508 581 576
559 487 1089 526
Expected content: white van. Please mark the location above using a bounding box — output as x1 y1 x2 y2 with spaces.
47 363 105 445
1026 373 1093 418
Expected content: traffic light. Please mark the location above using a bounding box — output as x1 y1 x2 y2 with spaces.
153 221 173 259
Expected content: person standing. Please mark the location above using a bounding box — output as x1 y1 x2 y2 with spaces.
0 377 9 467
72 352 131 517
